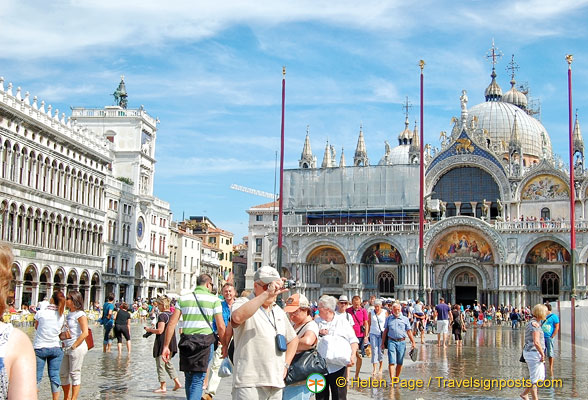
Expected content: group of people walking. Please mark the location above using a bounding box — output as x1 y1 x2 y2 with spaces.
0 247 566 400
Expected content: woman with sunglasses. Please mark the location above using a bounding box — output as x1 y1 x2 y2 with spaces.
60 291 89 400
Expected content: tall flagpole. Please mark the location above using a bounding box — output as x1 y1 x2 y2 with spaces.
566 54 577 300
418 60 425 302
277 67 286 271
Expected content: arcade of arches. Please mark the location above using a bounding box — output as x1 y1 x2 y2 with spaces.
288 237 575 307
10 263 101 310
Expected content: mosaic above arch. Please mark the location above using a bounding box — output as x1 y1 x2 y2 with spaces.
521 174 568 201
525 241 570 264
306 246 346 264
361 243 402 264
432 230 493 263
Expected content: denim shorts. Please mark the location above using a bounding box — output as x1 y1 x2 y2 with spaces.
545 337 554 358
387 339 406 365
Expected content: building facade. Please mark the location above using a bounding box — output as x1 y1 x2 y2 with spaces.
247 64 588 308
3 75 171 307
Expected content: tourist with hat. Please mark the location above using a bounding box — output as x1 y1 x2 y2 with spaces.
335 296 355 327
283 293 319 400
230 266 298 400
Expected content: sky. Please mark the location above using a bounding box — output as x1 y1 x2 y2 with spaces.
2 0 588 241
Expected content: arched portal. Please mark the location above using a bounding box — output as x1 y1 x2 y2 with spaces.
90 273 100 305
443 266 484 308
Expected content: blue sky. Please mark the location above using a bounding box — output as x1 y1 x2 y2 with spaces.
2 0 588 241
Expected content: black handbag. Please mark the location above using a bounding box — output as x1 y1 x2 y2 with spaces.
285 349 328 385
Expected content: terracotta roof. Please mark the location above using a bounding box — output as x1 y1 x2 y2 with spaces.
251 200 279 209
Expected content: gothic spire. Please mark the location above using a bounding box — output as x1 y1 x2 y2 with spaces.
339 147 346 167
299 126 316 168
322 140 333 168
354 124 369 166
574 112 584 154
510 113 521 146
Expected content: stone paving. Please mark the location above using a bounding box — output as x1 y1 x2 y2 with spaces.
29 322 588 399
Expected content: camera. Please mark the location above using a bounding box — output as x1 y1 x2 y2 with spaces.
283 279 297 289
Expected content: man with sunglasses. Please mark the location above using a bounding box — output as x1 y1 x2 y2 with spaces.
231 266 299 400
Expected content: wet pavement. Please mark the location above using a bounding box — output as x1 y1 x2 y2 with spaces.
27 322 588 399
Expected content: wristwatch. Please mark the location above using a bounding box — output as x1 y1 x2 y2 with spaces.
285 363 290 369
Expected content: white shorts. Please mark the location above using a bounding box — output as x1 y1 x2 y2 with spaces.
437 320 449 334
523 350 546 384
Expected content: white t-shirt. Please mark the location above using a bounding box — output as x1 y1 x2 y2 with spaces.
33 305 64 349
315 313 359 373
369 309 388 335
335 310 355 327
414 303 424 314
232 298 297 388
295 319 319 346
62 310 86 348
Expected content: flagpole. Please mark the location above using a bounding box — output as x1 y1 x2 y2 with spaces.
277 67 286 271
566 55 577 300
418 60 425 302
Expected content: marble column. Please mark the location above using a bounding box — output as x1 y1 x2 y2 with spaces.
31 283 39 305
82 286 91 310
14 281 23 309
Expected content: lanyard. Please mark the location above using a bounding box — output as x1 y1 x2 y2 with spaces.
260 306 277 332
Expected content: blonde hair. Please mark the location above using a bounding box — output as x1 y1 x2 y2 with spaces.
0 244 13 315
157 296 171 309
532 304 548 321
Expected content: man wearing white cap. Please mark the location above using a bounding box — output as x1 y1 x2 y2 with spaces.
335 296 355 328
231 266 299 400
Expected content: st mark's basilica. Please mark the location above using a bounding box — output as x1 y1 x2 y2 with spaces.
247 53 588 307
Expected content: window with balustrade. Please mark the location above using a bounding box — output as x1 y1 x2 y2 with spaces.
432 167 501 218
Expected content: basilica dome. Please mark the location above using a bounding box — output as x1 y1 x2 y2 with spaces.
467 94 551 160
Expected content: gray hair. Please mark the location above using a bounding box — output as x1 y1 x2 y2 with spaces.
374 299 382 306
318 295 337 312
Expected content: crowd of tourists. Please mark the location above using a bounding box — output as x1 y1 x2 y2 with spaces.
0 251 563 400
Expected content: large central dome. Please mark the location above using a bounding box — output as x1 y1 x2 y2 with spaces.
466 74 552 160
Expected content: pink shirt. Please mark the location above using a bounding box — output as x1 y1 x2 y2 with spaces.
346 306 368 338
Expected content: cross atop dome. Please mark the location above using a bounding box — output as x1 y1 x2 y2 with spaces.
402 96 412 121
506 54 519 87
486 39 503 72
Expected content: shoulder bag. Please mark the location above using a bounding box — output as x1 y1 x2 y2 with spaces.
85 328 94 350
59 318 72 341
286 321 327 385
193 293 220 350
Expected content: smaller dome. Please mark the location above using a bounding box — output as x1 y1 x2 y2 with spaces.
503 80 527 110
485 70 502 101
379 144 410 165
397 117 413 145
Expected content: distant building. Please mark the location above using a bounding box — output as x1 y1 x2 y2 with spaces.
232 240 248 294
3 75 171 308
246 58 588 307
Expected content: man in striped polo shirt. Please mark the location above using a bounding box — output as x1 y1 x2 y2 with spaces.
162 274 226 400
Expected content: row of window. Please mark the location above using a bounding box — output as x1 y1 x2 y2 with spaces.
1 141 105 209
106 256 130 275
108 200 133 215
151 215 167 228
255 214 278 222
106 221 131 246
150 233 167 256
0 203 102 256
149 264 166 280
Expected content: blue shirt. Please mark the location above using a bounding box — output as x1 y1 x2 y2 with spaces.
384 314 411 339
435 303 450 320
102 302 114 325
542 313 560 338
212 300 231 333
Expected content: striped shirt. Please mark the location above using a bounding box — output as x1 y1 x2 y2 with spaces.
178 286 222 335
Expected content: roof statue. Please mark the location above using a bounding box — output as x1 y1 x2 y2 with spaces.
113 75 128 109
384 141 391 156
460 89 468 116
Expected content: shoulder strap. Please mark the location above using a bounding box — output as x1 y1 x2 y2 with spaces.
374 310 383 333
193 293 215 333
296 320 311 335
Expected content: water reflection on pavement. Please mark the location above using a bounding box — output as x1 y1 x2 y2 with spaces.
27 323 587 400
